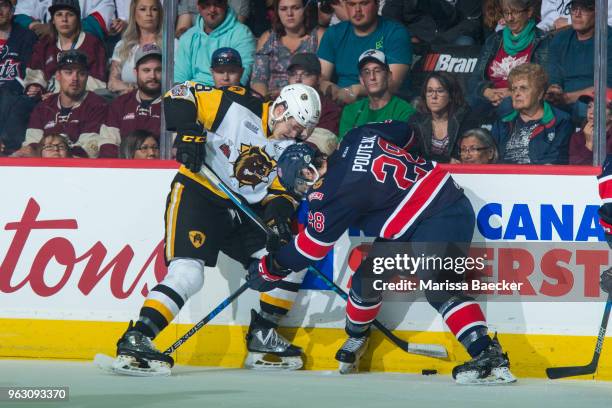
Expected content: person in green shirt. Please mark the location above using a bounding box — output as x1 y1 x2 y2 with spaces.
338 49 415 140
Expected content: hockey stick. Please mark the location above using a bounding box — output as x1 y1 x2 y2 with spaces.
94 281 249 374
546 294 612 379
199 164 448 359
307 266 448 359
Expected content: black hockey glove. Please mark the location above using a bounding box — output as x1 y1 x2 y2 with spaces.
601 267 612 294
175 125 206 173
264 197 295 252
246 255 292 292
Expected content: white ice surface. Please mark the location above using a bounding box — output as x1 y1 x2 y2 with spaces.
0 359 611 408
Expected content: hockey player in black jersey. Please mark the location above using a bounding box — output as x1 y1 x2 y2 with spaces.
113 82 321 376
248 121 517 384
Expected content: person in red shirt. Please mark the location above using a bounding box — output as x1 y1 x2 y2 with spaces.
569 88 612 165
14 50 109 157
23 0 107 97
99 43 162 155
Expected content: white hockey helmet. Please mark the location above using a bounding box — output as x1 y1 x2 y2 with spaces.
270 84 321 129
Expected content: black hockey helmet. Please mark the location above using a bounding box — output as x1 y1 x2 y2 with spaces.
277 143 319 196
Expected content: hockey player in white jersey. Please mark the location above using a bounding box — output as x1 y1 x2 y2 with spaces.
112 82 321 375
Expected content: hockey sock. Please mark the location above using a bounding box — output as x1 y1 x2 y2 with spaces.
439 298 490 357
345 291 381 337
136 283 186 339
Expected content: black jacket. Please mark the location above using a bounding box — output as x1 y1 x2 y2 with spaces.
408 106 478 162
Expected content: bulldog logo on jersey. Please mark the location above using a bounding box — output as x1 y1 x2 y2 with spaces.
189 231 206 248
233 144 277 188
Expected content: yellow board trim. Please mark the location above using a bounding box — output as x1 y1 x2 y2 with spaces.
2 318 612 380
260 293 294 311
143 299 175 323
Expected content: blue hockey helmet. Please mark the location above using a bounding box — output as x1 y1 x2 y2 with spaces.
277 143 320 196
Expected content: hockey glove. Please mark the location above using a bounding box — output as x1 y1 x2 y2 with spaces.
601 266 612 294
246 255 291 292
176 125 206 173
264 197 295 252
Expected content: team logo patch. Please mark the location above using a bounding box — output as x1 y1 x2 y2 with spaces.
189 231 206 248
232 144 277 189
219 143 231 158
170 83 192 99
308 191 324 201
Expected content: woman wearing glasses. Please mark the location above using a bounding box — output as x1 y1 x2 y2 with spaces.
409 72 479 163
38 134 72 158
467 0 550 119
458 128 498 164
119 129 159 159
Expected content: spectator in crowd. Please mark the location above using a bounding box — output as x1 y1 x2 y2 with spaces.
250 0 323 99
24 0 107 96
0 0 39 154
482 0 504 37
457 128 499 164
174 0 255 86
108 0 162 94
317 0 412 105
14 0 114 40
287 52 340 135
176 0 198 38
15 50 109 158
382 0 483 47
0 0 38 91
38 133 73 157
569 89 612 165
546 0 612 118
318 0 348 27
338 49 415 139
119 129 160 159
100 44 162 157
468 0 549 119
492 63 572 164
409 72 479 163
538 0 612 32
211 47 244 87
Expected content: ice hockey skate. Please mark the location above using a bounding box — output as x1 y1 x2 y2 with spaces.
452 334 516 385
244 310 303 370
335 336 369 374
108 321 174 377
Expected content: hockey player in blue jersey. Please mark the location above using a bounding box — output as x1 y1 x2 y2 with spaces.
598 155 612 294
247 121 517 384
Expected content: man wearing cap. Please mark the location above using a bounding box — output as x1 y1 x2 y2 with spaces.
287 52 341 135
14 50 110 158
99 43 162 157
0 0 38 154
570 89 612 164
547 0 612 116
14 0 113 40
174 0 255 86
210 47 244 88
23 0 107 96
317 0 412 105
338 49 415 140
